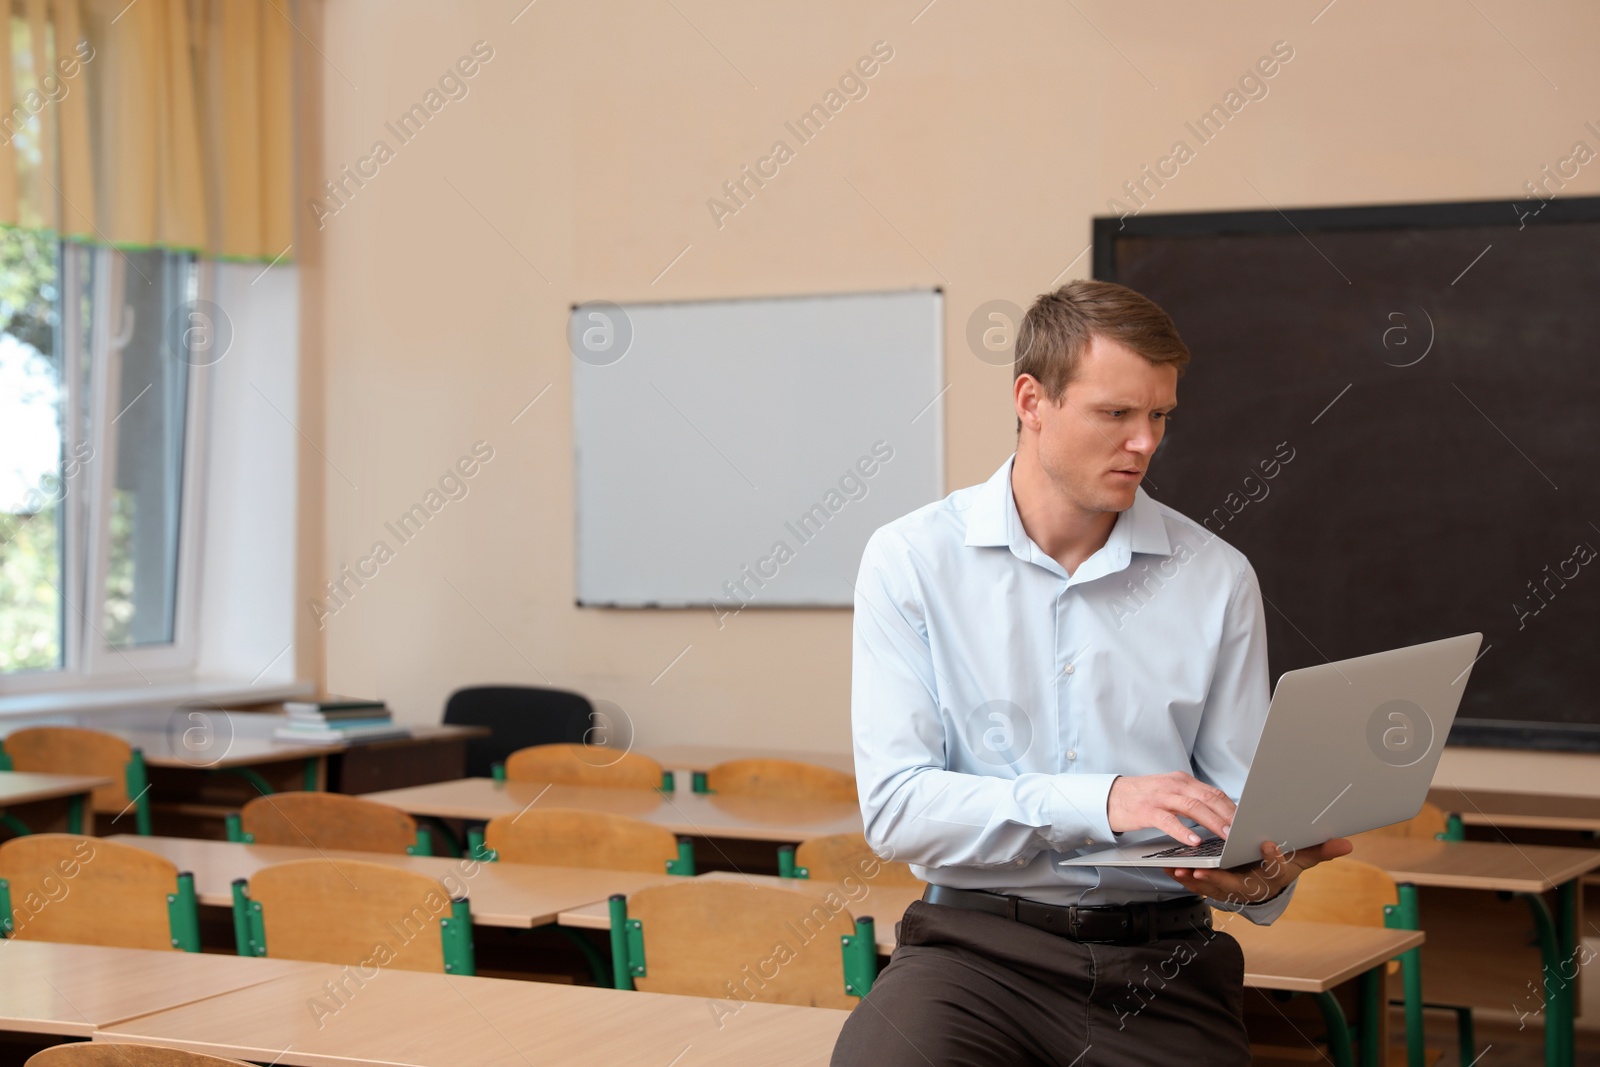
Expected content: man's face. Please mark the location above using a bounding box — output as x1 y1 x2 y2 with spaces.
1023 333 1179 515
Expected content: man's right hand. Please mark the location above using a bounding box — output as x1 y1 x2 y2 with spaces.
1107 772 1236 845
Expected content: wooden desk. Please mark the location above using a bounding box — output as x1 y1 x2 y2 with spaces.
0 939 314 1038
106 835 676 929
96 966 849 1066
1429 786 1600 834
0 770 110 836
647 745 854 774
1351 836 1600 1067
361 778 864 844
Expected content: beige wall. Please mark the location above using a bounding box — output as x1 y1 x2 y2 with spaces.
305 0 1600 750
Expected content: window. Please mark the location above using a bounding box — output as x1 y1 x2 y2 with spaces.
0 230 207 689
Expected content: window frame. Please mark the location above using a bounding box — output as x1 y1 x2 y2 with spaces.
0 242 211 693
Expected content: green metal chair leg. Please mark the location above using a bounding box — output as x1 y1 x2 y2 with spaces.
555 925 614 987
212 766 277 795
0 813 31 837
1311 990 1357 1067
125 750 152 835
303 758 320 792
420 816 463 857
439 897 476 976
1516 887 1571 1067
608 894 639 990
167 872 202 952
1454 1006 1476 1067
66 794 83 835
1359 966 1383 1067
1384 883 1425 1067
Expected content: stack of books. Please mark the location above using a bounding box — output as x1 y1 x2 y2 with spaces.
273 697 412 745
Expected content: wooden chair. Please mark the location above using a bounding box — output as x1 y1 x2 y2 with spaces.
702 758 857 803
27 1043 255 1066
1287 857 1472 1067
0 727 151 834
608 880 875 1008
477 809 693 875
780 833 923 887
1357 801 1462 842
227 792 431 854
499 743 668 791
0 834 199 951
232 858 474 974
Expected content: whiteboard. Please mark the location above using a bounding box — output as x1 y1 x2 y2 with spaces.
572 290 944 608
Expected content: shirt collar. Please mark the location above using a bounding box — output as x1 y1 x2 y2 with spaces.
963 454 1173 560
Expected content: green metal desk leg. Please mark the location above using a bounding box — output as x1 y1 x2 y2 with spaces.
1358 965 1383 1067
66 794 84 835
1557 880 1578 1067
1515 888 1569 1067
1311 990 1356 1067
1386 883 1425 1067
0 814 30 837
303 758 320 792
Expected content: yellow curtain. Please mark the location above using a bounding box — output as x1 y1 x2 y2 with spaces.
0 0 294 261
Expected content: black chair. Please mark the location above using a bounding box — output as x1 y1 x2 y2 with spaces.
443 686 595 778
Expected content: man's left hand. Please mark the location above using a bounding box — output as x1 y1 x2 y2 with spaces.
1165 837 1353 907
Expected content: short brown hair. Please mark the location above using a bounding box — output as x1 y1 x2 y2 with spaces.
1014 280 1190 401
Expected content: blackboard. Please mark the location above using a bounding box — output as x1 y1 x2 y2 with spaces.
1097 196 1600 750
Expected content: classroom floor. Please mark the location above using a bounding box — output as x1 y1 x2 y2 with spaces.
1421 1013 1600 1067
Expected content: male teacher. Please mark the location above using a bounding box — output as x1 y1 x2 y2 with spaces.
832 280 1350 1066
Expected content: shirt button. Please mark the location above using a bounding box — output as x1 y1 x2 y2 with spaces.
1063 664 1076 675
1066 749 1077 761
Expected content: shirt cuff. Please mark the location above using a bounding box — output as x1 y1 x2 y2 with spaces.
1041 772 1119 851
1215 877 1296 924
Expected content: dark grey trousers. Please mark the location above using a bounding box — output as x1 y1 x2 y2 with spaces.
831 899 1249 1067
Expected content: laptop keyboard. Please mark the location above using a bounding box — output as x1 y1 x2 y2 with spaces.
1142 838 1226 859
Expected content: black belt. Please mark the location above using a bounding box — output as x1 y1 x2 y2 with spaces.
922 884 1211 944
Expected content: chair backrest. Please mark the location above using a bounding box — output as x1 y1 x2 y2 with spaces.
246 858 461 972
4 727 132 812
1281 857 1399 927
1360 801 1448 840
0 834 185 950
27 1043 256 1067
503 743 664 790
240 792 421 853
485 809 680 873
705 759 857 803
626 880 861 1008
794 833 923 887
443 686 594 778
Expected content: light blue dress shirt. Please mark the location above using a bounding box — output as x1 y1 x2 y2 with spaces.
851 454 1294 922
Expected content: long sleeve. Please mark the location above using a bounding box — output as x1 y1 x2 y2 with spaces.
851 531 1119 870
1192 562 1296 924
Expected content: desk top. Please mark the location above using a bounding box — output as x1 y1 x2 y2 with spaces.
645 745 855 775
0 711 485 769
0 770 111 806
0 939 314 1037
105 835 675 929
96 966 849 1066
558 871 924 954
1429 786 1600 833
1211 912 1424 994
361 778 864 843
1349 835 1600 892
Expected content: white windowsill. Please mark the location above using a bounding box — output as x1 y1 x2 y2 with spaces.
0 678 314 719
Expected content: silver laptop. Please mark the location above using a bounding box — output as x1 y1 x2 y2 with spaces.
1058 632 1483 869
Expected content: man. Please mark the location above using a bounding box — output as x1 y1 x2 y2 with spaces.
832 280 1351 1066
